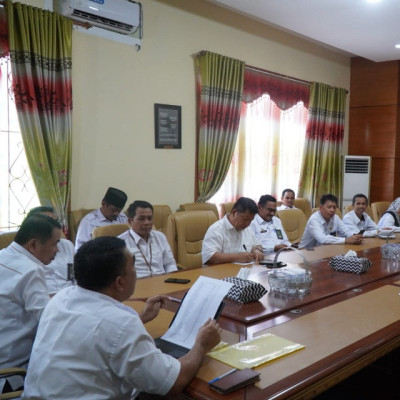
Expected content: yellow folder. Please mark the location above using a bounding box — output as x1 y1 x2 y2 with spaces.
208 333 305 369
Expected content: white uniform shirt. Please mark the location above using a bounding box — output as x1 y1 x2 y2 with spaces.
378 213 398 229
118 229 177 278
22 286 180 400
75 208 128 251
342 210 378 237
277 205 297 211
202 215 260 264
250 214 291 253
45 238 75 295
299 212 353 249
0 242 49 368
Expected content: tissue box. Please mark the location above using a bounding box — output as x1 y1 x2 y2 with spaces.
222 277 267 303
329 255 371 274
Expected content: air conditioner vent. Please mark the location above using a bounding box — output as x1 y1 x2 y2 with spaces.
345 158 370 174
71 9 134 32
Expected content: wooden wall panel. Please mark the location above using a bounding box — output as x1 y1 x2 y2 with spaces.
350 58 400 107
369 158 395 203
349 105 397 157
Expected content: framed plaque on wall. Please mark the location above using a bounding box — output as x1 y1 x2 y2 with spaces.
154 103 182 149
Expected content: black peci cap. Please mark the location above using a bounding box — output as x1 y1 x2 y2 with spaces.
103 187 127 209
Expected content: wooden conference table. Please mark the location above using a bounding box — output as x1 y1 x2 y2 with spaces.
125 236 400 399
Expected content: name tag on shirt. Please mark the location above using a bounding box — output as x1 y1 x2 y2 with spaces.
275 229 283 239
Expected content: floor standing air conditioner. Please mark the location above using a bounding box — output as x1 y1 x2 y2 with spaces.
342 155 371 209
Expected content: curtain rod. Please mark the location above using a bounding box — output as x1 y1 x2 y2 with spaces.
246 65 311 86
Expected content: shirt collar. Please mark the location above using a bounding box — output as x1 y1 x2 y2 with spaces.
9 242 45 266
129 228 152 244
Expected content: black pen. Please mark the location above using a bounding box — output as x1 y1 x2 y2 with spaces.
243 244 251 253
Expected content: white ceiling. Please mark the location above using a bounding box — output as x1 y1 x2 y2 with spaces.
206 0 400 62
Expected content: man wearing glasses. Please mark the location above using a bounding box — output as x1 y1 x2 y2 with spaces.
250 194 292 253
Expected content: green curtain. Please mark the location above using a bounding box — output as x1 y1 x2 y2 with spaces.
7 0 73 228
298 82 347 207
196 51 245 202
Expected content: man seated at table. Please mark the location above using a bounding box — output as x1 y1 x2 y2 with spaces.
118 200 177 278
277 188 297 211
22 237 221 399
299 194 363 249
75 186 128 251
202 197 263 265
26 206 75 295
342 194 378 237
250 194 292 253
378 197 400 229
0 214 60 393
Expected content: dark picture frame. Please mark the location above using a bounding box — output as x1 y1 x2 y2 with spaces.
154 103 182 149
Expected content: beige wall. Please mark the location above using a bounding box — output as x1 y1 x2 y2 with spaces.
24 0 351 211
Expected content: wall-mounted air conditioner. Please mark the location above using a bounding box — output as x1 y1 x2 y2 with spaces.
54 0 142 36
342 155 371 209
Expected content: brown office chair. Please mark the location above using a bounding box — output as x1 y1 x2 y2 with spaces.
312 207 343 219
220 201 235 217
276 209 307 243
92 223 130 238
152 205 172 235
67 208 95 244
371 201 390 224
0 367 26 399
179 202 219 219
0 231 17 250
166 211 218 269
343 204 373 219
293 198 312 219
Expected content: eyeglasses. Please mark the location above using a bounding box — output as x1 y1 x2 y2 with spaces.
264 207 276 213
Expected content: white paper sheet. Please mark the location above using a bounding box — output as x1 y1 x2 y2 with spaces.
161 276 233 349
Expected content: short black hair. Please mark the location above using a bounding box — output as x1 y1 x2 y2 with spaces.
232 197 258 214
74 236 130 292
26 206 55 220
282 189 295 198
126 201 153 219
258 195 277 207
14 214 61 246
352 193 368 205
320 194 338 206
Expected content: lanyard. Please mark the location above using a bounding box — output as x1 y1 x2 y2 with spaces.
130 232 152 276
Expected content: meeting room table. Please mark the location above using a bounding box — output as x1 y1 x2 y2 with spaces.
125 235 400 399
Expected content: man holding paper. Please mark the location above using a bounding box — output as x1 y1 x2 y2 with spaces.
22 237 221 399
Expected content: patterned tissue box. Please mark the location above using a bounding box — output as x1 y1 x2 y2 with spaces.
222 276 267 303
329 255 372 275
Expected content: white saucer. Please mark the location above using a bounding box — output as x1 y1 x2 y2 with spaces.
379 234 395 239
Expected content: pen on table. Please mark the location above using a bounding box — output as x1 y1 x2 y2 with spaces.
208 368 238 384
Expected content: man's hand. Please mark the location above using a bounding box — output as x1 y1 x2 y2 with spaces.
235 251 254 263
273 244 290 252
192 318 222 354
345 234 363 245
139 295 168 324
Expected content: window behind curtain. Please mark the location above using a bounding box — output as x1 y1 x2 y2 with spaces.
0 58 39 231
210 95 308 208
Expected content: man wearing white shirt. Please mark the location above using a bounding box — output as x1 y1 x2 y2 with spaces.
26 206 75 295
118 200 177 278
342 194 378 237
22 237 221 399
75 187 128 250
251 194 292 253
299 194 363 249
202 197 263 265
0 214 61 393
277 189 297 211
378 197 400 229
